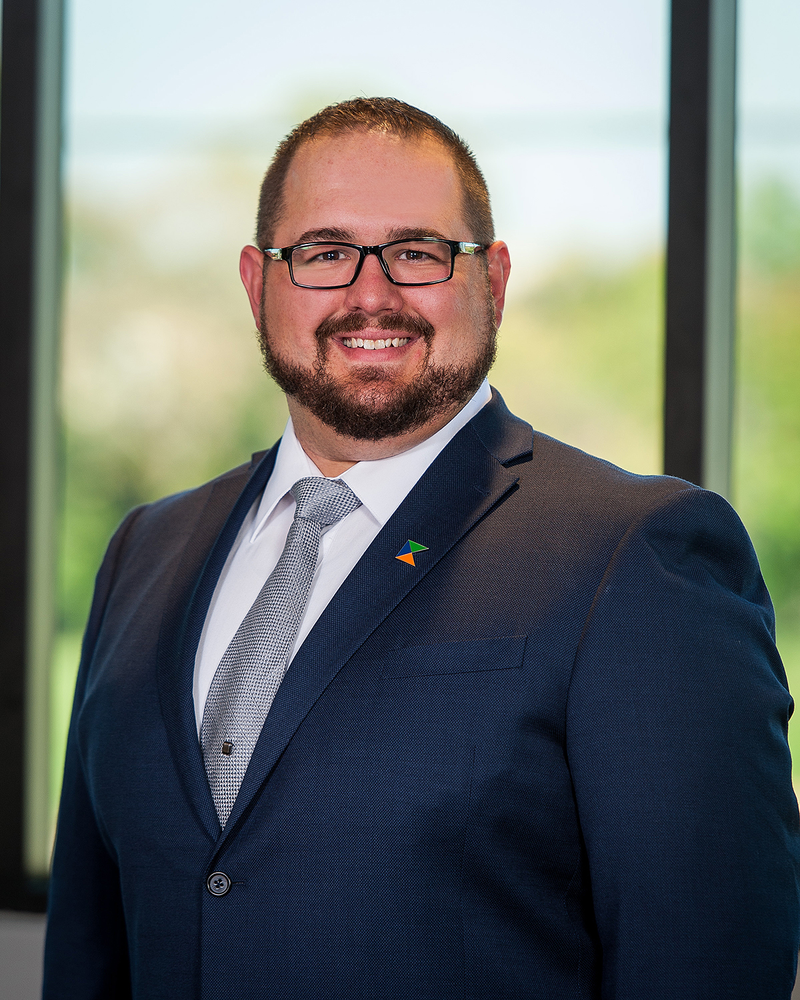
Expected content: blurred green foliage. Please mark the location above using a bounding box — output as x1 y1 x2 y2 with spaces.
51 172 800 827
735 180 800 713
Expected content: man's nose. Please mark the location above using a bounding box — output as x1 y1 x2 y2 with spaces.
342 250 404 313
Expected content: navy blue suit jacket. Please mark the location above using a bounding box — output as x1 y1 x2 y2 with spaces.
44 391 800 998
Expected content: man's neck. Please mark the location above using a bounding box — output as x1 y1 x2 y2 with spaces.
286 397 468 477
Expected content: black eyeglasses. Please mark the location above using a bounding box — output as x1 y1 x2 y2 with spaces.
262 238 486 289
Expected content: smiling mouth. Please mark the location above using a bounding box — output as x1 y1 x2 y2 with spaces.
341 337 411 350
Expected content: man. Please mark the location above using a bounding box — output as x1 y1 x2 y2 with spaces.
44 98 799 999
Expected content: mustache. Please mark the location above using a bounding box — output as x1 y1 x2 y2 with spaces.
315 312 434 343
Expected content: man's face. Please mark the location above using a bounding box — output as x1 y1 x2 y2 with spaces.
240 131 510 444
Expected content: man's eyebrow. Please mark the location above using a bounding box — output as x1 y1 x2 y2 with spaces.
288 226 451 246
385 226 449 242
292 227 354 244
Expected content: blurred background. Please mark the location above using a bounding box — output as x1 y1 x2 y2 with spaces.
53 0 799 853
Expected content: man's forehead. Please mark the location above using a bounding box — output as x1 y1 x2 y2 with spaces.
288 129 454 177
276 130 465 240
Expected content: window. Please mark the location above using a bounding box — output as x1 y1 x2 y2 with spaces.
735 0 800 768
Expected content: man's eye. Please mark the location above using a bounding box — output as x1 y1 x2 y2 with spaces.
397 248 434 262
294 245 354 268
309 249 348 264
392 242 449 266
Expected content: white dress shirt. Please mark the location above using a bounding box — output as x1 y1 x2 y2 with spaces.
193 379 492 731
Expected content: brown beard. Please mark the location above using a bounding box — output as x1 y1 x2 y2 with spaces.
258 291 497 442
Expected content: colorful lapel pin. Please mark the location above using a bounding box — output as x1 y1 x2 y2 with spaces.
395 540 429 566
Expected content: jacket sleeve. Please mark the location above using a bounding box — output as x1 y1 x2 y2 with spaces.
567 486 800 999
42 508 145 999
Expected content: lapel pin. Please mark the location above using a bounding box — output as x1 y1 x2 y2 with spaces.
395 540 429 566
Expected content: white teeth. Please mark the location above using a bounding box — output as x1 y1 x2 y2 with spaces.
342 337 411 349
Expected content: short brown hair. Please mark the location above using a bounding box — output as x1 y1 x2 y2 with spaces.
255 97 495 249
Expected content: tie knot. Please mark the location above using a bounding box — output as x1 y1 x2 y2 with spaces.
290 477 361 528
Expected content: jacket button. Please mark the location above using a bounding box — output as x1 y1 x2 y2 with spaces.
206 872 232 896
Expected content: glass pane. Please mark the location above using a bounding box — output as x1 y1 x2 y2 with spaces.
55 0 668 834
735 0 800 773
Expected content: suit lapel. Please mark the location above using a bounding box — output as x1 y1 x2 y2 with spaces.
156 447 278 841
219 395 532 839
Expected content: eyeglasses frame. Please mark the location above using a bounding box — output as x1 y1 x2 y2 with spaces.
261 237 486 289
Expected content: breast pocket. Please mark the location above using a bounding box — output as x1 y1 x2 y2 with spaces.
379 635 527 679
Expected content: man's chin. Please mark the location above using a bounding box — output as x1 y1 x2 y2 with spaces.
332 363 406 388
261 348 488 442
285 376 453 443
259 305 496 442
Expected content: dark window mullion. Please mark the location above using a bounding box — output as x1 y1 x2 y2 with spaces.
0 0 64 912
665 0 737 496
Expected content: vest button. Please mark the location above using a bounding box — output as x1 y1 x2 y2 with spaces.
206 872 232 896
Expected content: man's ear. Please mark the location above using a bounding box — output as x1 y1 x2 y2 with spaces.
485 241 511 328
240 245 265 329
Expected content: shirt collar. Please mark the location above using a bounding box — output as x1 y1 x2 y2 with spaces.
250 378 492 540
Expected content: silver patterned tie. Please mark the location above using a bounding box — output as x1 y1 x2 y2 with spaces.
201 476 362 828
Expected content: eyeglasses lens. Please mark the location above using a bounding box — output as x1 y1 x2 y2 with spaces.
290 241 453 287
